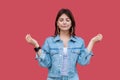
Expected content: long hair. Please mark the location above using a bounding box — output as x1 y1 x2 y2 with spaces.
54 8 76 36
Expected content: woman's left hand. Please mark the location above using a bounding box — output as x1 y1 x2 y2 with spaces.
91 34 103 44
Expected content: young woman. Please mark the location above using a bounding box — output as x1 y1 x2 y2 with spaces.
25 8 103 80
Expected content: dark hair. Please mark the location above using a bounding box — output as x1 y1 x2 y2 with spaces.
54 8 76 36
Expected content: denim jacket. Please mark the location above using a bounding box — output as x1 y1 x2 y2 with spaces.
36 35 93 80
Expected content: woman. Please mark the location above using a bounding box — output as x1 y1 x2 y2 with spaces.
25 8 103 80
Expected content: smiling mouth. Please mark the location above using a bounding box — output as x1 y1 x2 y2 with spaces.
62 26 68 27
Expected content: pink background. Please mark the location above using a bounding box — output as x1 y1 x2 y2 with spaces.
0 0 120 80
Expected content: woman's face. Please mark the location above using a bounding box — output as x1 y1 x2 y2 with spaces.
57 14 72 32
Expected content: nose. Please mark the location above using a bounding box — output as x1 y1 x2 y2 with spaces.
63 20 67 25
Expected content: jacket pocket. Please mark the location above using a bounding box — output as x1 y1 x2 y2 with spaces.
70 48 81 62
50 49 59 56
72 48 80 55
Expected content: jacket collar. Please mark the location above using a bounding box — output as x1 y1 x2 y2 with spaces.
53 35 77 42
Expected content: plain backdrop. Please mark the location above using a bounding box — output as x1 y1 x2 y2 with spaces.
0 0 120 80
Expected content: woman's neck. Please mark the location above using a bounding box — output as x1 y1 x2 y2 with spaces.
59 30 70 41
59 30 70 47
60 30 70 37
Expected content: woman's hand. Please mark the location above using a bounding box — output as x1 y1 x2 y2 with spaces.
87 34 103 52
91 34 103 44
25 34 39 47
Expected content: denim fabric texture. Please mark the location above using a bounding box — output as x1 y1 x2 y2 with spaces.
36 35 93 80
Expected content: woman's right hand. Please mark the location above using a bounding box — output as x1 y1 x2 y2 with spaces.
25 34 39 47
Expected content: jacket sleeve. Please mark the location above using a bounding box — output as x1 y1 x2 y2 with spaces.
77 40 94 66
35 38 51 68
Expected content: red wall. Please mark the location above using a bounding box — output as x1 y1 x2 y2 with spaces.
0 0 120 80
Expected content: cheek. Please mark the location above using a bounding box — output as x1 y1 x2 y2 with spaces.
68 22 72 26
57 22 62 26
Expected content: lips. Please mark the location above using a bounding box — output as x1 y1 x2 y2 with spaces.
62 26 67 27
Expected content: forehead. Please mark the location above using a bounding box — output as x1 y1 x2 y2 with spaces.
59 14 70 18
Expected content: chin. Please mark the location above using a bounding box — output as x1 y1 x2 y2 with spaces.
59 26 71 31
61 28 70 30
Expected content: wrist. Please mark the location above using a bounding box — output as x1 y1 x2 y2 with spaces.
35 43 39 48
34 46 41 52
90 39 95 44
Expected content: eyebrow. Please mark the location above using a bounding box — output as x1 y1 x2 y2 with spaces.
66 18 70 19
59 17 70 19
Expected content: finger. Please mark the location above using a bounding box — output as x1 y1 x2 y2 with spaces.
98 34 103 41
26 34 31 42
25 34 29 40
97 33 101 36
27 34 32 40
27 34 33 39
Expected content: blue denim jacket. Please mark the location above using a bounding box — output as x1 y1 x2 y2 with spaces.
36 35 93 80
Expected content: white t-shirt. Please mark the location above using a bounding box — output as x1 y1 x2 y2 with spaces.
63 47 67 55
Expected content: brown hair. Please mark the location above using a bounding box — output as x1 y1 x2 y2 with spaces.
54 8 76 36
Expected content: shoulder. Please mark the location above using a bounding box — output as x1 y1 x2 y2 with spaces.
74 36 84 43
44 36 55 42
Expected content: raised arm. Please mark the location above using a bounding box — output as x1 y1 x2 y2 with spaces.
87 34 103 52
25 34 41 55
25 34 51 67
